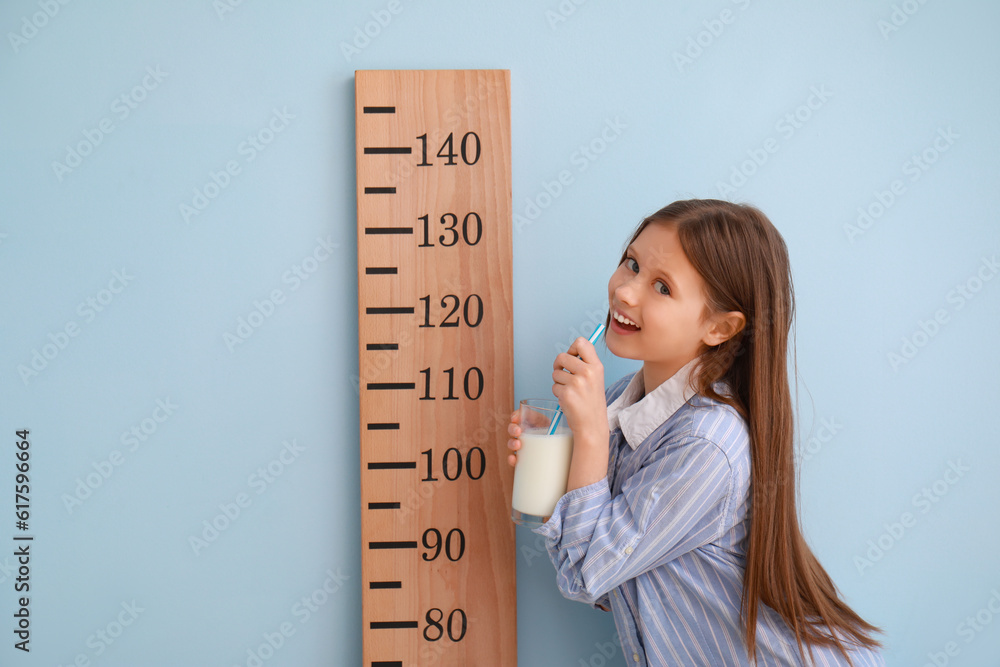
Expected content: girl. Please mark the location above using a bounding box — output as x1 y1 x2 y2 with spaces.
506 200 884 666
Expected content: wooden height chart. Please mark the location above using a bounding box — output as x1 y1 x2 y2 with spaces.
355 70 516 666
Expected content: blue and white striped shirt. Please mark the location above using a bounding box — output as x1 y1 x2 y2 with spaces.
532 359 884 666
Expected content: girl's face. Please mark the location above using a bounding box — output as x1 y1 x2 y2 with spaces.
606 221 720 392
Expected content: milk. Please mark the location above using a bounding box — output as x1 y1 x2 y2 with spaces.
511 432 574 520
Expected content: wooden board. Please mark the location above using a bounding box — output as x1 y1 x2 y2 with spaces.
355 69 516 667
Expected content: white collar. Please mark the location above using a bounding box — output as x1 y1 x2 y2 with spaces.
607 357 700 450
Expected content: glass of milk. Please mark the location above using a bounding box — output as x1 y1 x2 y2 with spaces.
511 399 574 528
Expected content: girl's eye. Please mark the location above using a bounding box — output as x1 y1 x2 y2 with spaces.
625 257 638 272
656 281 670 296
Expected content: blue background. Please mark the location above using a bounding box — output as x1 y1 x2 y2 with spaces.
2 1 998 666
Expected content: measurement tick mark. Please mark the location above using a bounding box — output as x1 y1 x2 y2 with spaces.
364 147 412 155
367 461 417 470
364 187 396 194
366 343 398 350
362 106 395 114
366 307 414 315
367 382 415 390
367 423 399 430
369 580 402 589
366 267 398 275
371 620 418 629
368 502 401 510
364 227 412 235
369 541 418 550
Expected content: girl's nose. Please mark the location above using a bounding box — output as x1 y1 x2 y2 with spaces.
614 276 640 305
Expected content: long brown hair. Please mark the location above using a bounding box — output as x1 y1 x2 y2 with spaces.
603 199 882 663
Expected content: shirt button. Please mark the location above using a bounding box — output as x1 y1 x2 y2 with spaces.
633 652 640 662
614 590 620 597
624 546 633 555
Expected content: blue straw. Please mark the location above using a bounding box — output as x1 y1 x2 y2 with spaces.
548 322 606 435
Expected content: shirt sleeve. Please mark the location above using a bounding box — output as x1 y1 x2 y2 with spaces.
530 431 734 606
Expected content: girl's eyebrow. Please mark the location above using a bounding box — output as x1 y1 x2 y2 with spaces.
627 244 678 290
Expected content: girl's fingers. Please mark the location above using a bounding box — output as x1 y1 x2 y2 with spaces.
514 409 550 430
507 437 520 467
518 409 549 429
553 351 588 378
564 338 597 362
553 351 574 373
571 338 598 362
528 414 548 428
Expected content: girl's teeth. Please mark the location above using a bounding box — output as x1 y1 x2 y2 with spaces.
615 311 638 328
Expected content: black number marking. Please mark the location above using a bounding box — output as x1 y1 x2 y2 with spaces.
416 132 481 167
423 608 468 642
418 212 483 247
421 447 486 482
420 294 483 328
421 527 465 562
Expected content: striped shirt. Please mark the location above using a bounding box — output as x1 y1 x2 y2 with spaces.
531 358 884 666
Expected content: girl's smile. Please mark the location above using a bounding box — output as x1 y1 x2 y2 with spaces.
610 307 641 333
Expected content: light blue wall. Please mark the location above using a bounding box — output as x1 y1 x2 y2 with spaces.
2 1 998 666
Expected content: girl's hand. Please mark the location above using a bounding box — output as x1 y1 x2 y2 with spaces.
551 337 608 440
506 410 521 468
506 406 551 467
507 336 607 470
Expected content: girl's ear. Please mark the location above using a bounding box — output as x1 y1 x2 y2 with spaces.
703 311 746 347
